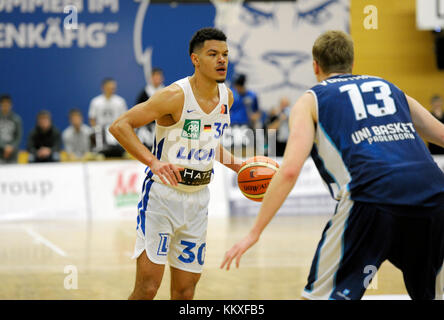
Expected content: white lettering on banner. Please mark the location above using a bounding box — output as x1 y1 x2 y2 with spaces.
0 21 119 48
0 180 53 197
0 0 84 13
0 163 87 220
63 5 78 30
88 0 118 13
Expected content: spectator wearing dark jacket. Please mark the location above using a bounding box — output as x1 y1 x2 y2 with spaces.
135 68 165 151
27 110 62 163
0 95 22 164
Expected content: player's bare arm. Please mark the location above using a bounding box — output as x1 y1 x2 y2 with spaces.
216 87 243 173
220 92 317 270
109 84 184 186
406 94 444 148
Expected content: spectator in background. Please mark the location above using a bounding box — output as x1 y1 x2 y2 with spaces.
88 78 127 158
135 68 165 104
62 108 93 161
266 96 291 157
230 74 262 129
0 95 22 164
227 74 263 156
428 95 444 155
27 110 61 163
135 68 165 150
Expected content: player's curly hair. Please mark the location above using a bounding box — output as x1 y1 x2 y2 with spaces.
312 30 354 74
189 27 227 56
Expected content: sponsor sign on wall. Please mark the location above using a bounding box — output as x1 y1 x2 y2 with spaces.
0 162 87 220
86 160 146 219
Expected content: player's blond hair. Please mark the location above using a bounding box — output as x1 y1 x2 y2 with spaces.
312 30 354 74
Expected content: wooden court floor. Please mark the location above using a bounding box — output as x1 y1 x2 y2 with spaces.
0 215 409 300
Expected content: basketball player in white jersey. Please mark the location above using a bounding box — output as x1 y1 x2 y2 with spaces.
109 27 241 300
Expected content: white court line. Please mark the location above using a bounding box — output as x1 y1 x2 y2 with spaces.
23 227 67 257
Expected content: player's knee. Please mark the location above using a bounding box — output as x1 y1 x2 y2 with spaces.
171 286 196 300
133 281 161 300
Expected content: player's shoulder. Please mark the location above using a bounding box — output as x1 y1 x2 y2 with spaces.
293 92 317 120
148 83 185 111
161 82 184 99
226 86 234 108
296 91 316 108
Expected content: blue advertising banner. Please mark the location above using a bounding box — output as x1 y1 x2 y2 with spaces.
0 0 348 149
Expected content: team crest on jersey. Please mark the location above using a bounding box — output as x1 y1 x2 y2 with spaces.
181 119 201 140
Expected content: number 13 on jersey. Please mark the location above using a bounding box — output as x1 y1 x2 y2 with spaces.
339 80 396 120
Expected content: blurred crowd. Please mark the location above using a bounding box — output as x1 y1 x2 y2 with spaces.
2 69 444 165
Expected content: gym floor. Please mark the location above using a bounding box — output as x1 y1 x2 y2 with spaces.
0 215 409 300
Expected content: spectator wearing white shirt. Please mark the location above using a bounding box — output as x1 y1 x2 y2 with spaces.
88 78 128 158
62 108 93 161
89 78 128 128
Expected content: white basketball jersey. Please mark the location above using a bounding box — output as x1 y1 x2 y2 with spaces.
147 77 230 192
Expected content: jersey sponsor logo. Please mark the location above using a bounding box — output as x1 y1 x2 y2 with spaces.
176 147 215 162
351 122 416 145
157 233 169 256
220 104 228 114
180 168 212 186
181 119 201 140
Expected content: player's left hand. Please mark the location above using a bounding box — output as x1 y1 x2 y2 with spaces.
220 232 259 270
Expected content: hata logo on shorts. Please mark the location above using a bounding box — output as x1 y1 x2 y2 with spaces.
182 119 201 140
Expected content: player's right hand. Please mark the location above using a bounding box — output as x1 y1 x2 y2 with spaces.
150 159 184 186
220 232 259 271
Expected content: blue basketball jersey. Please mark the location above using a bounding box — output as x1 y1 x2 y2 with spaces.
309 74 444 206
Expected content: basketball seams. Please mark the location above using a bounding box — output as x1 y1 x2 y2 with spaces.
237 157 279 202
238 177 274 183
237 162 279 174
240 190 266 199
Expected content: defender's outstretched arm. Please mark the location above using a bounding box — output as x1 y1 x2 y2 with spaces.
220 92 316 270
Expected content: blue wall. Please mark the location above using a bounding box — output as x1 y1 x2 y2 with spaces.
0 2 217 149
0 0 349 149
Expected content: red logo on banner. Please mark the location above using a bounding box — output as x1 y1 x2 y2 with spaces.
114 172 138 196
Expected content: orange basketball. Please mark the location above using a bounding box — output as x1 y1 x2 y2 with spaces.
237 156 280 202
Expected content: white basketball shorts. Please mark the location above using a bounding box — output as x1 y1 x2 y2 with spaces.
132 178 210 273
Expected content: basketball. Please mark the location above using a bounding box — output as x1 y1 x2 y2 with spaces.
237 156 280 202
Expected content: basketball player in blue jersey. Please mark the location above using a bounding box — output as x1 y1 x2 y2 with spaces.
221 30 444 300
110 27 241 300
